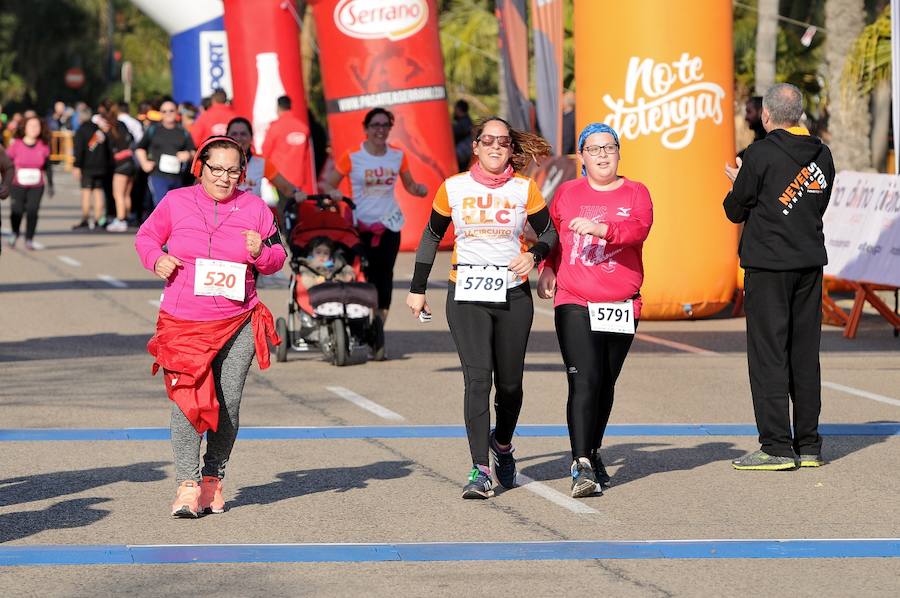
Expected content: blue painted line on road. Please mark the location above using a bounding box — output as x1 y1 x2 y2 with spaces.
0 423 897 442
2 539 899 566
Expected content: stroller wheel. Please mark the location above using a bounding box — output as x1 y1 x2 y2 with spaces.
275 317 288 362
332 320 349 367
371 315 386 361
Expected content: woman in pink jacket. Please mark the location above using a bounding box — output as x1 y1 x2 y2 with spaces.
135 136 286 518
538 123 653 499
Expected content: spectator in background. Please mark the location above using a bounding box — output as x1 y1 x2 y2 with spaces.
48 101 72 132
190 88 237 145
117 102 143 145
179 102 198 133
136 99 195 208
561 91 576 155
261 95 314 194
737 96 766 159
0 144 15 256
452 99 473 172
72 106 113 230
73 102 92 131
724 83 834 472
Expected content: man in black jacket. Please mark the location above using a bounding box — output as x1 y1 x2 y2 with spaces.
723 83 835 471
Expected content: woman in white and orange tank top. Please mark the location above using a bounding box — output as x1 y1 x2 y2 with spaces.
320 108 428 327
406 117 557 500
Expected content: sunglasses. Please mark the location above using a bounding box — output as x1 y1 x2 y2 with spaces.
477 134 512 148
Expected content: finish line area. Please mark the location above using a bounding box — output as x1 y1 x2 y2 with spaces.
1 183 899 595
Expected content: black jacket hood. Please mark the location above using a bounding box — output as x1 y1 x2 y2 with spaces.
766 128 825 166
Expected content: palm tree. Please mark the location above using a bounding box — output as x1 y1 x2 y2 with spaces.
825 0 872 171
755 0 778 94
842 5 892 171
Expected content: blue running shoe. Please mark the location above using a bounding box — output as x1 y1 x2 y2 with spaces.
490 430 517 489
462 467 494 499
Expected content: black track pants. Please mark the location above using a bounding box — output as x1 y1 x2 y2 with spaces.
10 185 44 240
446 282 533 467
744 267 823 457
555 304 635 460
360 229 401 310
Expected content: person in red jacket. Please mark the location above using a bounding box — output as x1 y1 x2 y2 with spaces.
190 88 238 147
260 95 314 194
538 123 653 499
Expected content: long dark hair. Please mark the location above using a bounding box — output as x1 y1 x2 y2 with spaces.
15 115 50 145
472 116 552 172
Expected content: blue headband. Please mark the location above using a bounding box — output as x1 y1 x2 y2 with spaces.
577 123 620 176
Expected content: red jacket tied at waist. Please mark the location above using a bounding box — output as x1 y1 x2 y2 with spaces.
147 303 279 434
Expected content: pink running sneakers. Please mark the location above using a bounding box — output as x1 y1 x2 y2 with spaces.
171 481 201 518
200 476 225 514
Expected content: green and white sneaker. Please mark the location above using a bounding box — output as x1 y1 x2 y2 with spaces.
732 450 798 471
462 467 494 499
799 454 825 467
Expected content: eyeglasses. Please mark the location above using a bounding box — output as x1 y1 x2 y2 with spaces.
204 163 242 180
582 143 619 156
477 134 512 148
368 122 392 129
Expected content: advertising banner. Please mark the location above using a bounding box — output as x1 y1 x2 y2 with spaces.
223 0 311 157
497 0 531 132
575 0 737 319
531 0 564 153
310 0 456 250
824 171 900 287
131 0 232 105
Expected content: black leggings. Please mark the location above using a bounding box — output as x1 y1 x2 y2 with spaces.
555 304 636 460
446 281 533 467
10 185 44 240
360 229 401 310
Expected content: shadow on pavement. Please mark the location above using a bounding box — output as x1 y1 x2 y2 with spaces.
517 428 892 486
0 333 152 362
230 460 414 508
0 497 112 543
0 462 168 507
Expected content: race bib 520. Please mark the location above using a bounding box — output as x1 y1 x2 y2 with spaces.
194 258 247 301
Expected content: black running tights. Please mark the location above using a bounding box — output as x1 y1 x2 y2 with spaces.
555 304 636 460
446 282 533 467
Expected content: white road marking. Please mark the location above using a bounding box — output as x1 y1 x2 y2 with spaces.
515 473 600 514
97 274 127 288
633 333 720 355
326 386 406 421
823 381 900 408
57 256 81 267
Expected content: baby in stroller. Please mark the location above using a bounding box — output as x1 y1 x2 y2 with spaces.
299 236 356 289
275 195 385 364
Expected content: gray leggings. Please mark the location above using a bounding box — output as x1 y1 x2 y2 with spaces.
171 321 255 483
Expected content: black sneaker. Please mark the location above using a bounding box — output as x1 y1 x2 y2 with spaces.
590 452 611 488
72 219 90 230
489 430 517 489
462 467 494 499
570 458 600 498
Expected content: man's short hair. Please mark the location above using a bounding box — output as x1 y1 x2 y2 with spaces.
277 96 292 111
211 88 228 104
763 84 803 125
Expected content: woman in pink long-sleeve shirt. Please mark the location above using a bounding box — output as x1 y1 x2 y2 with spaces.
538 123 653 499
135 136 286 518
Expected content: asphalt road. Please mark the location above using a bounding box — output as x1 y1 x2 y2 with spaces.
1 169 898 597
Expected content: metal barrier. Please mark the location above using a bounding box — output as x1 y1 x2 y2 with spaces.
50 131 74 171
